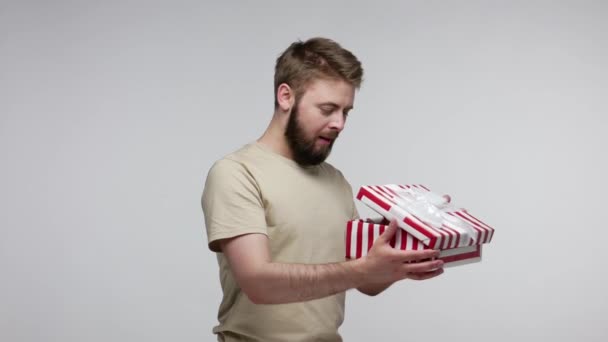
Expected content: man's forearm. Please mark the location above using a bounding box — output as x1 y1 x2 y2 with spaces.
244 259 367 304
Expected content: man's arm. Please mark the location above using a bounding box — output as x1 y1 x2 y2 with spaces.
219 219 444 304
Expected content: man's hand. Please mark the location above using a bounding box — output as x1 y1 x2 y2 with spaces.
356 219 444 295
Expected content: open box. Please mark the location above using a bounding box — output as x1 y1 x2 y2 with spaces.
346 184 495 267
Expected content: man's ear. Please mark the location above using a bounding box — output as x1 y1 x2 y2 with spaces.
276 83 295 113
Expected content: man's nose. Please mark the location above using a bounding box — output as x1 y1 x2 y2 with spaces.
328 112 346 132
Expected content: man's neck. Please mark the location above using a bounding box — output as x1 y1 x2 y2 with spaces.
257 113 294 161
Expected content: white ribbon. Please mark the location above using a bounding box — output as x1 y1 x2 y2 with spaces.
387 185 478 246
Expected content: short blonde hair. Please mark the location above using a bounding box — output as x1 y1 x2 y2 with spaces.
274 37 364 108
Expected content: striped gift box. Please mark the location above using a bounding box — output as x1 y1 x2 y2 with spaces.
346 220 482 267
356 184 495 250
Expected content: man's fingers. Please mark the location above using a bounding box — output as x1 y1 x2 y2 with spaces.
402 259 444 273
408 268 445 281
376 219 398 243
394 249 440 263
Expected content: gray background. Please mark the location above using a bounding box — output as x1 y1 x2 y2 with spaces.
2 1 607 341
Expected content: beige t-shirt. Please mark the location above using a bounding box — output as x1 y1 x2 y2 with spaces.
201 141 359 342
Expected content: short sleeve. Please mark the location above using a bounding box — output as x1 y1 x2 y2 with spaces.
201 158 267 252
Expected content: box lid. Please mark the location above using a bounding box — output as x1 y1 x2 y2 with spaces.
356 184 494 249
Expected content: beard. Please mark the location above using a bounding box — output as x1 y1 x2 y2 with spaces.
284 104 335 167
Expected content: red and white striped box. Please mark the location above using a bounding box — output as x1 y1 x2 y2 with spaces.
356 184 495 250
345 219 482 267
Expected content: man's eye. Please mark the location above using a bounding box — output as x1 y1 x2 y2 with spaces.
321 108 334 115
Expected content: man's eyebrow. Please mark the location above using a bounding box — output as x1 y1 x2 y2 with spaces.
318 102 339 107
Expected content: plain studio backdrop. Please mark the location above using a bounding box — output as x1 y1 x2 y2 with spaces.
1 1 607 341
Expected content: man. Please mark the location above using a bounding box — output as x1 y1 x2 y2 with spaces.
201 37 444 342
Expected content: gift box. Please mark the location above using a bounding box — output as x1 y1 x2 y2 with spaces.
346 219 482 267
346 184 494 267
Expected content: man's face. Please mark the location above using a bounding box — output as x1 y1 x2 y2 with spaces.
285 78 355 166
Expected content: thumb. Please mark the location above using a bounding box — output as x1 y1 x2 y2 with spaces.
377 218 398 244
